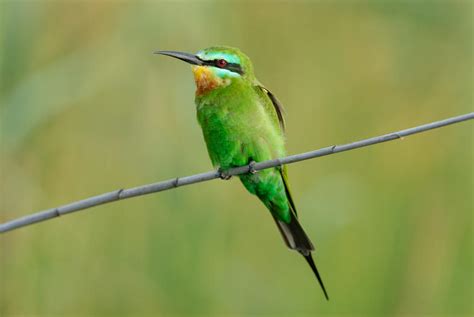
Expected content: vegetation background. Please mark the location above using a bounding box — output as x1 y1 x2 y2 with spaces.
1 1 472 316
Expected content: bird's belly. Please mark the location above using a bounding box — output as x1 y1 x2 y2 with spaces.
201 115 288 211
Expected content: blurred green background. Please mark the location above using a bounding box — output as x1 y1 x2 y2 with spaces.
1 1 472 316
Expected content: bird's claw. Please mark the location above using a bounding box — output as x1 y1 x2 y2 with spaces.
248 161 258 174
218 168 232 180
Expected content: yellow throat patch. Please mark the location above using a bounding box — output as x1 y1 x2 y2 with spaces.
192 66 229 95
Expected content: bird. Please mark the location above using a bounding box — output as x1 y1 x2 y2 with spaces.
155 46 329 300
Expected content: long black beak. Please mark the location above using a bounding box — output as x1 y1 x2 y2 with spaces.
154 50 203 66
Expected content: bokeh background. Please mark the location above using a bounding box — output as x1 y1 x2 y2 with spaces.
1 1 472 316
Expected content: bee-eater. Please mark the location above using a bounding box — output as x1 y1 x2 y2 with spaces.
156 46 328 300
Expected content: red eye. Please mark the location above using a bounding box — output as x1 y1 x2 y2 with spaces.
216 59 227 68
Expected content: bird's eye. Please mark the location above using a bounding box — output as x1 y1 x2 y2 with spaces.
216 59 227 68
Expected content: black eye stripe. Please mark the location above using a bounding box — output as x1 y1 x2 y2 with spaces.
225 63 244 75
198 57 244 75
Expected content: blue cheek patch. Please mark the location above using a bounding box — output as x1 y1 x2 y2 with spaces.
213 67 241 78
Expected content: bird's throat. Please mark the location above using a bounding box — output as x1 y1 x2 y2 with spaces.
192 66 230 96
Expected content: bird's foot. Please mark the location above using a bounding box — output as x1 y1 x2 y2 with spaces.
248 161 258 174
218 168 232 180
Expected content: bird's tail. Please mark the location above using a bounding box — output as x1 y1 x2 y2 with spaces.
272 215 329 300
302 252 329 300
272 214 314 253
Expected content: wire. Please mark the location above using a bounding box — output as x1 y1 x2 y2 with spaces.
1 112 472 234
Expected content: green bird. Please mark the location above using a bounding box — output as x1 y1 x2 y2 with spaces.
156 46 328 300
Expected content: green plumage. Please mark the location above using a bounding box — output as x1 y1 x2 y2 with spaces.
157 46 329 299
196 74 290 222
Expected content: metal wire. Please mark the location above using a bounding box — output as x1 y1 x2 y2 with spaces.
1 112 473 234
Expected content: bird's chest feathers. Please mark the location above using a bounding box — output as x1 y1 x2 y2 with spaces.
192 66 230 96
196 97 274 169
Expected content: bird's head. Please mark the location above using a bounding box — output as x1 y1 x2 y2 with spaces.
155 46 254 95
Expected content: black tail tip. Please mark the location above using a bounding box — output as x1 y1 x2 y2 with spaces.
301 252 329 300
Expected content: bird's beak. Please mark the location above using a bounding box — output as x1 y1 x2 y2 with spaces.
154 50 204 66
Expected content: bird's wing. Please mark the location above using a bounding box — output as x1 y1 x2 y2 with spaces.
279 165 298 217
254 85 294 214
255 85 286 133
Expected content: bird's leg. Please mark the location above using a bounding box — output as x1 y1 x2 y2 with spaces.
248 160 258 174
218 167 232 180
